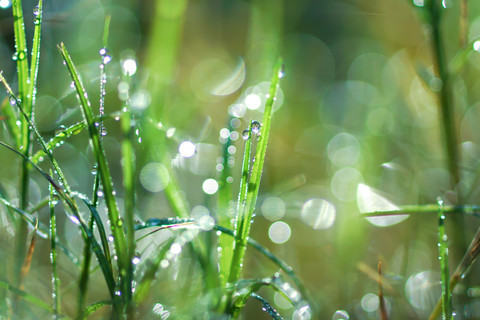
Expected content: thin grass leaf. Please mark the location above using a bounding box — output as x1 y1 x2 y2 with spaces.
28 0 43 108
76 195 112 268
360 204 480 218
30 121 86 164
11 0 29 106
250 293 283 320
49 171 61 317
0 280 53 312
58 42 128 282
437 199 453 320
80 300 113 319
228 59 284 286
0 195 48 238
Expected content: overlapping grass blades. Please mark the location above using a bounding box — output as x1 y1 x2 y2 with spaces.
437 199 453 320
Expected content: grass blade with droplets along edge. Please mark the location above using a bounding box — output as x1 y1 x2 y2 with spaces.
228 59 284 295
58 42 129 310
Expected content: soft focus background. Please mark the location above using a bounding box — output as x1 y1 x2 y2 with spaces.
2 0 480 318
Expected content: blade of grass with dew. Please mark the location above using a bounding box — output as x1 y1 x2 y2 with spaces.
78 16 112 314
0 97 21 148
0 196 48 237
250 293 283 320
118 50 137 314
28 0 43 110
437 198 453 320
49 170 61 317
360 204 480 218
58 43 129 293
30 112 120 165
217 118 236 288
228 59 284 288
133 239 174 305
11 0 31 290
0 280 53 312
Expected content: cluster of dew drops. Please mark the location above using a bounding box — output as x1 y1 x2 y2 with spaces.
242 120 262 141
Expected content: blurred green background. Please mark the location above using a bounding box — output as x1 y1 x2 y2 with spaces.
2 0 480 318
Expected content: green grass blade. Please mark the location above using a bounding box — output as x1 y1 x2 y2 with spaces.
0 280 53 312
437 199 452 320
0 196 48 238
49 170 61 317
12 0 29 106
28 0 43 108
80 300 113 319
30 121 86 164
58 42 128 285
360 204 480 218
250 293 283 320
228 59 284 285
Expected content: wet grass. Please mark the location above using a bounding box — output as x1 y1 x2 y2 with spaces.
3 0 480 319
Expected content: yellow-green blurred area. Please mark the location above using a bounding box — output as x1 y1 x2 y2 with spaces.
3 0 480 318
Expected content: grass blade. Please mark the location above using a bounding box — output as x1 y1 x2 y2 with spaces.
228 59 284 286
437 198 452 320
0 280 53 312
49 171 61 317
28 0 43 108
250 293 283 320
58 42 128 290
80 300 113 319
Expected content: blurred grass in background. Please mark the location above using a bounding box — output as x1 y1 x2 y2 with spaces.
2 0 480 318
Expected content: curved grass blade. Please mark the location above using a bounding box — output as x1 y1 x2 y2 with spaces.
58 42 128 282
30 121 86 164
0 195 48 238
76 194 112 267
18 222 37 290
250 293 283 320
214 225 314 312
229 59 284 286
135 218 196 231
80 300 113 319
49 172 61 317
0 280 53 312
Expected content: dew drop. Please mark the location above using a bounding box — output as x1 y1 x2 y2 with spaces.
99 48 112 64
108 235 114 242
55 125 67 136
117 219 123 227
33 5 39 16
101 128 108 136
97 190 104 198
9 96 16 105
132 256 140 265
278 65 285 79
242 129 250 140
91 164 98 175
251 120 261 134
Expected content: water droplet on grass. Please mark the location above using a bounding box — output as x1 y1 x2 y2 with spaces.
9 96 16 105
132 256 140 265
99 48 112 64
242 129 250 140
33 5 40 16
251 120 261 134
122 58 137 76
278 65 285 79
55 125 67 136
332 310 349 320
